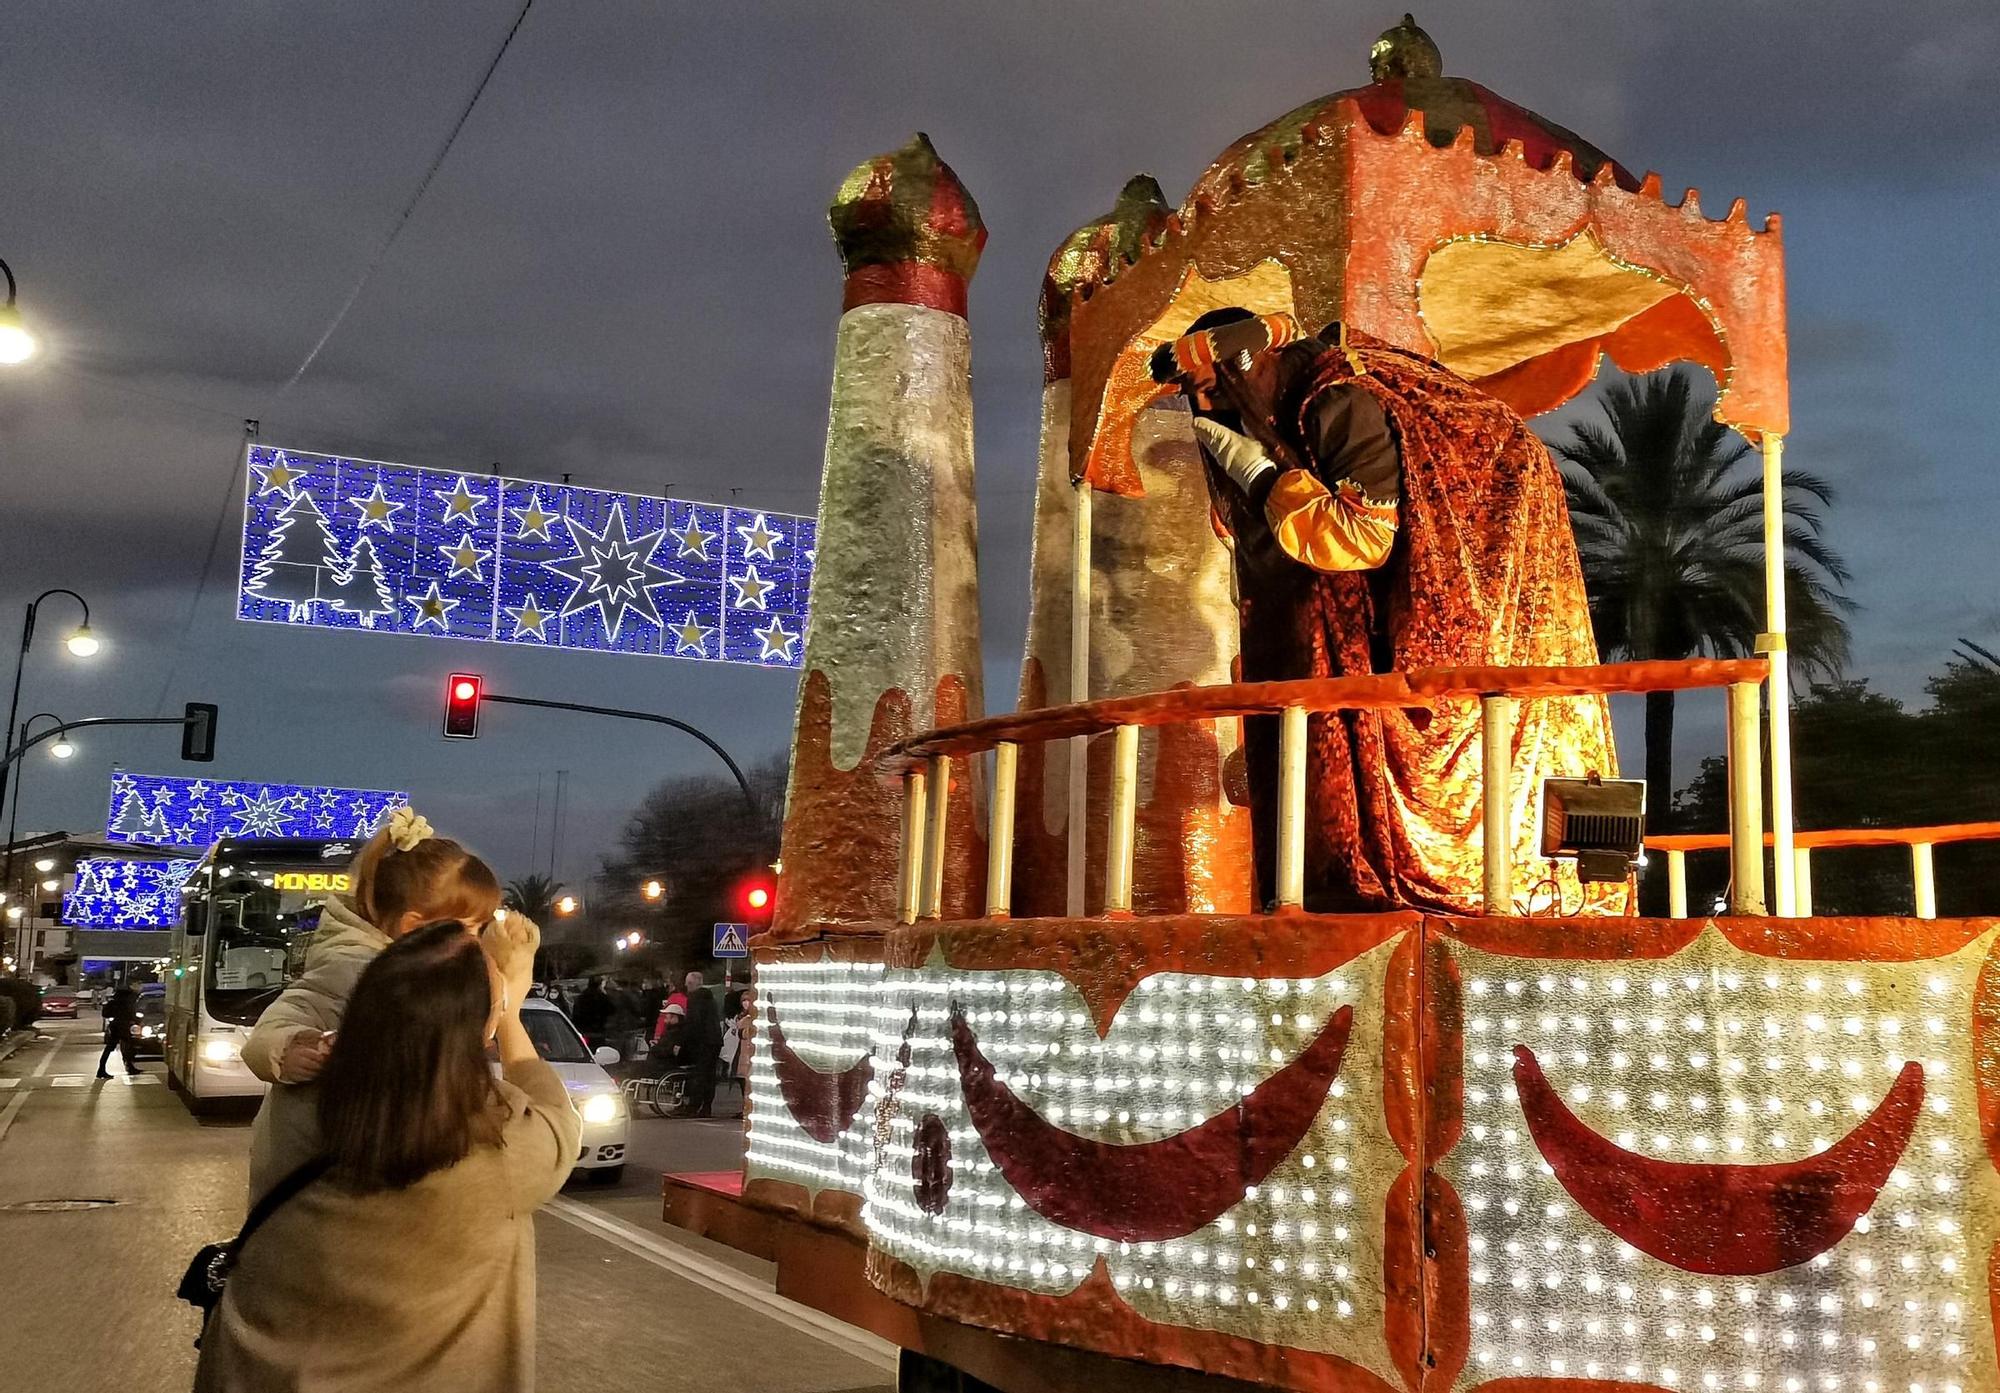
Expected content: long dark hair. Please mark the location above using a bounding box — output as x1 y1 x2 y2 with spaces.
317 921 503 1191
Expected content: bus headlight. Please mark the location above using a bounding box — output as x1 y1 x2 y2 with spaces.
580 1092 625 1125
200 1037 239 1063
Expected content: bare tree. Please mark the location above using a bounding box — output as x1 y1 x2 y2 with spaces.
599 753 785 977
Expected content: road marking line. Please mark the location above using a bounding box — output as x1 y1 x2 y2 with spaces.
0 1035 54 1148
51 1075 91 1088
543 1197 897 1373
30 1037 61 1078
0 1078 16 1089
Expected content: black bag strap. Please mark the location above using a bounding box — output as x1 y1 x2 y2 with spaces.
236 1157 332 1252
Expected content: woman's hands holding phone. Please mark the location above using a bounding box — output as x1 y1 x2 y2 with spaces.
480 910 540 1015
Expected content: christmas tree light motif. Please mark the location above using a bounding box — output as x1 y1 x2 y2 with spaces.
105 770 408 848
245 490 342 621
236 445 814 667
329 535 395 627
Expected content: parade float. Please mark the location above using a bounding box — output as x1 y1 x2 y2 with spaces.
665 18 2000 1393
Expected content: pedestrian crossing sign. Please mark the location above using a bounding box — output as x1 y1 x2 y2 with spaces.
712 922 750 958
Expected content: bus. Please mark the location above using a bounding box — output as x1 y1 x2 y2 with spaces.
164 837 355 1112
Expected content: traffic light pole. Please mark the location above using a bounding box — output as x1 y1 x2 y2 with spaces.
0 712 206 897
479 693 757 815
0 713 203 779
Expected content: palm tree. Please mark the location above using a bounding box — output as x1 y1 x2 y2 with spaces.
1553 367 1854 834
503 873 563 925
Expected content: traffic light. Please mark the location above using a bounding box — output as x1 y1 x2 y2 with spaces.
181 702 218 762
443 673 482 739
735 870 776 928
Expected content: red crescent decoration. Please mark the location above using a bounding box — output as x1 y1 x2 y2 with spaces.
950 1004 1353 1242
766 1007 873 1145
1513 1045 1924 1276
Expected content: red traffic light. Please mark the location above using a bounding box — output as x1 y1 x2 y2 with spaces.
443 673 482 739
737 873 775 924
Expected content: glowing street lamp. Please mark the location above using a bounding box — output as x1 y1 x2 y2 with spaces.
1 590 98 897
32 858 53 874
48 735 75 759
556 894 578 916
642 879 664 900
0 259 37 365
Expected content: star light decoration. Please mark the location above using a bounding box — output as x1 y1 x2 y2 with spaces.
104 770 408 848
236 445 815 667
62 858 201 928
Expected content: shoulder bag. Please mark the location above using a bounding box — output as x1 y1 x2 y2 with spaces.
177 1157 331 1346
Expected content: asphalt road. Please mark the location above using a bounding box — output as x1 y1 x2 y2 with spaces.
0 1019 895 1393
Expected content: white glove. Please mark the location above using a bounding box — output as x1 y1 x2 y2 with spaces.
1193 417 1278 494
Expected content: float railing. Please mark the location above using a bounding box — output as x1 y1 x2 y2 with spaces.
1645 821 2000 919
882 657 1771 921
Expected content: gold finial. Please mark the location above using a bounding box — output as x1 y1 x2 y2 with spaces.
1369 13 1442 82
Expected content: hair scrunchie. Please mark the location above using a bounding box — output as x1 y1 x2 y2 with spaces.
385 806 434 852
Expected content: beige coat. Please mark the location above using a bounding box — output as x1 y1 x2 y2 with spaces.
193 1057 581 1393
242 895 390 1204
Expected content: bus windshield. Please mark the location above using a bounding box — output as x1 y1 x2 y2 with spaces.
201 870 335 1023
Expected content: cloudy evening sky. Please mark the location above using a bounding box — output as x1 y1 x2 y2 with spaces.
0 1 1992 890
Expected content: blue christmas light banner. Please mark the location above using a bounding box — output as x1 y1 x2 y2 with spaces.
63 858 200 928
105 771 409 848
236 445 814 667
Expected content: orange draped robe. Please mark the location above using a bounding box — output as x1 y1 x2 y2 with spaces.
1208 328 1623 915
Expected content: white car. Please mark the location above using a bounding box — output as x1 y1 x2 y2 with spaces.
518 998 630 1184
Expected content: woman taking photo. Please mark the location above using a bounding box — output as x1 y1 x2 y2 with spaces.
194 914 579 1392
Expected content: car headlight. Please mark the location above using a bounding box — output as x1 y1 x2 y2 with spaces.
138 1025 155 1039
200 1037 239 1063
579 1092 625 1125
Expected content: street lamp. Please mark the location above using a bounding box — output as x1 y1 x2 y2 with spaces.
642 878 664 900
5 713 72 908
21 713 69 760
0 590 98 892
556 895 578 916
0 259 37 365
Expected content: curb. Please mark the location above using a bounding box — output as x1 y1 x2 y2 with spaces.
0 1029 40 1067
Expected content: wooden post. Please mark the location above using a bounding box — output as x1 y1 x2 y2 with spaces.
1911 842 1937 919
1761 435 1797 916
921 755 950 920
985 743 1018 919
1276 705 1307 909
898 767 928 925
1480 695 1515 916
1666 849 1687 919
1066 479 1092 917
1104 725 1139 914
1794 847 1813 917
1726 680 1766 915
